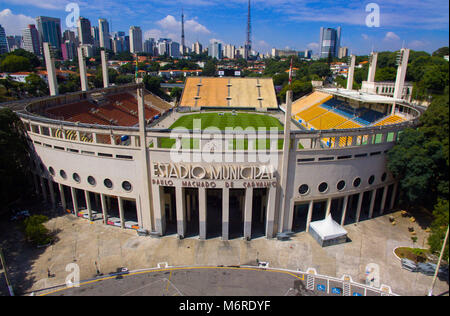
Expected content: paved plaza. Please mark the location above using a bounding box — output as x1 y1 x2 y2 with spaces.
0 208 448 296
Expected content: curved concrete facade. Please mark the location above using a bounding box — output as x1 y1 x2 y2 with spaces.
15 83 421 241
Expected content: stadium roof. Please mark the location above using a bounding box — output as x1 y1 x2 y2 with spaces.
320 88 405 105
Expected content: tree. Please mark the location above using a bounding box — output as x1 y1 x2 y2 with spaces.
0 55 32 73
170 87 183 102
24 73 48 97
202 60 216 76
432 46 449 58
0 108 31 214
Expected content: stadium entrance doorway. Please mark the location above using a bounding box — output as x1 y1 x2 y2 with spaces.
206 189 222 239
163 187 177 235
229 189 245 239
292 202 309 233
251 188 267 239
185 188 199 238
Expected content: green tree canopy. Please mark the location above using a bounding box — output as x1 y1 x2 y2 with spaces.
0 55 32 73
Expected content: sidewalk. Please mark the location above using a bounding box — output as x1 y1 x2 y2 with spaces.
2 210 448 296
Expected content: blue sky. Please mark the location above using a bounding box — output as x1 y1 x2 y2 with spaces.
0 0 448 55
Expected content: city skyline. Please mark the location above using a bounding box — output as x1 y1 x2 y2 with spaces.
0 0 448 55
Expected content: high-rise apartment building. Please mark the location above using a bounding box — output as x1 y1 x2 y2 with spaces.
129 26 142 53
192 41 203 55
98 18 111 50
36 16 62 50
319 26 341 59
144 38 155 55
224 44 236 59
338 46 349 59
78 17 93 45
209 41 222 60
0 24 8 54
22 24 41 56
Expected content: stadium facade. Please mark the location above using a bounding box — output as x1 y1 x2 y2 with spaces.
10 46 422 241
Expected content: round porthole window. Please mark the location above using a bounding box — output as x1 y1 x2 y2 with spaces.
73 173 81 183
49 167 55 176
337 180 346 191
104 178 113 189
353 177 361 188
381 173 387 182
318 182 328 193
368 175 375 185
60 170 67 179
299 184 309 195
87 176 96 186
122 181 132 192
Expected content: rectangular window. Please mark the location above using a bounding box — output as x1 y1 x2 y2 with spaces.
337 155 352 160
355 153 368 158
67 148 79 153
318 157 334 161
81 151 95 155
116 155 133 160
370 151 382 156
54 146 65 151
98 152 113 158
297 158 315 163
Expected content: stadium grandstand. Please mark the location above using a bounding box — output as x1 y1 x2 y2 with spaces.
180 77 278 109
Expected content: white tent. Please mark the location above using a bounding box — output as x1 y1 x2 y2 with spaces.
309 215 348 247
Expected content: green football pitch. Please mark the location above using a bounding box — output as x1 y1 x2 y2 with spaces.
158 112 284 149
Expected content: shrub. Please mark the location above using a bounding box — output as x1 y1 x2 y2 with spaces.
23 215 52 246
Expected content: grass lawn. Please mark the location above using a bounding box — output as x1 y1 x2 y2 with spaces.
158 112 284 149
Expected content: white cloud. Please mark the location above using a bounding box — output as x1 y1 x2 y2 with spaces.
384 31 400 41
409 40 426 49
0 9 35 35
362 34 369 40
145 14 210 43
307 42 319 50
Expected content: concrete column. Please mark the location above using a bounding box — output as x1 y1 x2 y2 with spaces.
265 186 277 238
58 184 66 210
393 48 410 100
380 186 388 215
85 191 92 221
305 200 314 232
48 179 56 209
101 50 109 88
152 185 166 235
347 55 356 90
78 47 88 92
243 188 253 240
325 197 332 217
39 177 48 202
199 188 207 240
71 187 79 216
390 182 398 210
222 188 230 241
118 197 125 229
356 192 364 223
340 196 349 226
278 90 293 234
368 189 377 219
43 42 58 96
175 187 186 238
137 79 155 232
367 52 378 83
100 193 108 224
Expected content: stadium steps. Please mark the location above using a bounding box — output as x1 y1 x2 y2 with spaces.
373 115 405 127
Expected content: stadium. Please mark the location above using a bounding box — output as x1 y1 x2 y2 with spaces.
13 46 422 243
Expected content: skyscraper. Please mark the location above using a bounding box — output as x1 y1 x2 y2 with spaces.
319 27 341 59
192 41 202 55
0 24 8 54
62 30 76 44
91 26 100 47
209 41 222 60
99 18 111 50
129 26 142 53
22 24 41 56
144 38 155 55
77 17 93 45
36 16 62 50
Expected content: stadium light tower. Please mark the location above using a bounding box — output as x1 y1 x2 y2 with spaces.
181 9 185 55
